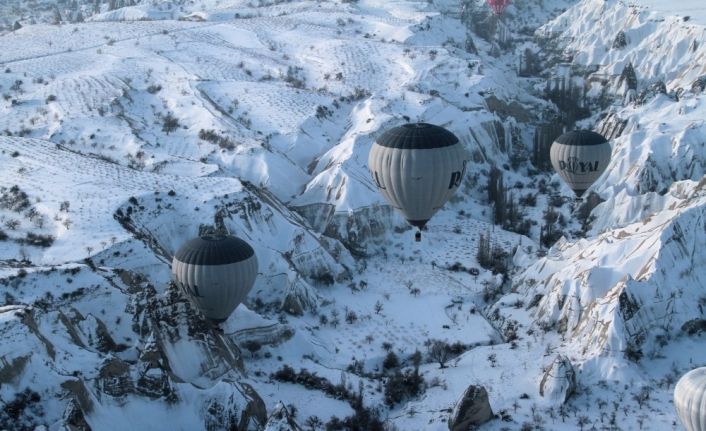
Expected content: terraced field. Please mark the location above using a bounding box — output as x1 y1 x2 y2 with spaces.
40 75 127 117
0 137 241 261
199 81 328 135
0 21 209 63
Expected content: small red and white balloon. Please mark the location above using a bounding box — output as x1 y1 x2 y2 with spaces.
487 0 511 15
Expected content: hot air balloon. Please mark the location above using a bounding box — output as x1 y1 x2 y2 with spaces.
549 130 611 197
368 122 469 241
674 367 706 431
487 0 511 15
172 234 258 324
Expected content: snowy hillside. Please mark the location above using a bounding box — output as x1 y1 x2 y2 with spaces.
0 0 705 430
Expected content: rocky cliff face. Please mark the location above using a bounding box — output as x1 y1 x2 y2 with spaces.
506 0 706 365
516 181 706 361
0 267 266 430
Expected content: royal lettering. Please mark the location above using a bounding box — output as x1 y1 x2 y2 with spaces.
374 171 386 189
448 161 467 189
449 171 462 189
559 157 599 174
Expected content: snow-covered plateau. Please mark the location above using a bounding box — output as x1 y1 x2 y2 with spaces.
0 0 704 430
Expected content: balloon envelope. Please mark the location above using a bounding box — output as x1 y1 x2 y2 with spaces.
368 123 469 230
549 130 611 196
172 234 257 323
675 368 706 431
487 0 511 15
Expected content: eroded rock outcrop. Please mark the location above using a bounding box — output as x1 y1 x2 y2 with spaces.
448 385 494 431
281 274 319 316
539 355 577 404
263 402 304 431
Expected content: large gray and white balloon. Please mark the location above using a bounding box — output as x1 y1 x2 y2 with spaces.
172 234 258 323
550 130 611 196
675 367 706 431
368 123 469 240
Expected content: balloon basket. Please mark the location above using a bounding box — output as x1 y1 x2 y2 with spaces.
209 321 224 333
573 195 583 210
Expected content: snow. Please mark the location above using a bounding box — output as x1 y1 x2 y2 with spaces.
0 0 705 429
636 0 706 25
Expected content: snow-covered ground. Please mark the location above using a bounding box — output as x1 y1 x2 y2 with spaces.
0 0 705 430
636 0 706 24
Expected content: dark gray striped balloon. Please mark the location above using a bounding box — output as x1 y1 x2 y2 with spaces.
550 130 611 196
368 123 469 231
675 367 706 431
172 234 257 323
